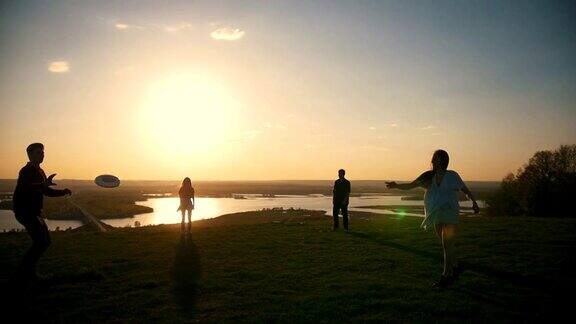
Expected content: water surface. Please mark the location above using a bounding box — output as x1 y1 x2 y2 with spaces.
0 209 83 232
102 195 482 228
0 195 483 231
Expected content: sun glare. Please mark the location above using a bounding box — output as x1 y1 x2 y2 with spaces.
139 73 241 159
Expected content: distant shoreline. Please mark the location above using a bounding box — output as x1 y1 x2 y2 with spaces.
0 178 498 226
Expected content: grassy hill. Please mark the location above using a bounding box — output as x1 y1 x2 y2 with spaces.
1 210 574 322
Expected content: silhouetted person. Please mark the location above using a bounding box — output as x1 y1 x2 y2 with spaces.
386 149 479 288
333 169 351 231
178 177 195 232
12 143 71 282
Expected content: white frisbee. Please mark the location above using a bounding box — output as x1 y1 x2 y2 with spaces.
94 174 120 188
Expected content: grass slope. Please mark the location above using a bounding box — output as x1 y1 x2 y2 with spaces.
1 210 575 323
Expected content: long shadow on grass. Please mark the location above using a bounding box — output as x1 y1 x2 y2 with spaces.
349 231 558 291
172 232 202 319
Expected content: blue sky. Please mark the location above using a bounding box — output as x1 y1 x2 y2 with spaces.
1 0 575 180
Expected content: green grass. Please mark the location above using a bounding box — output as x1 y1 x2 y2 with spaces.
1 210 575 323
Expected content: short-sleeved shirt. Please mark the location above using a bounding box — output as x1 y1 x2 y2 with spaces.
419 170 465 229
333 178 351 203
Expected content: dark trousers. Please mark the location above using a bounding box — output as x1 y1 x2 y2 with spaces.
333 203 349 230
15 213 51 277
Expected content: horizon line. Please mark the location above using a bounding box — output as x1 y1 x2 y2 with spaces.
0 178 503 183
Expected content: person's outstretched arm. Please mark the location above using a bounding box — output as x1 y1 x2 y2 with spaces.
43 186 71 197
386 171 433 190
42 173 71 197
19 169 71 196
387 181 420 190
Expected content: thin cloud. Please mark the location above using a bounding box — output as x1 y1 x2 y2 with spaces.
419 125 435 130
164 22 192 33
210 27 245 41
48 61 69 73
389 123 398 127
369 126 376 130
114 23 143 30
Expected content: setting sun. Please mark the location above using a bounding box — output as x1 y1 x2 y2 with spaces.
139 73 242 158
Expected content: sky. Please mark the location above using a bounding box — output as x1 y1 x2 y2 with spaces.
1 0 575 181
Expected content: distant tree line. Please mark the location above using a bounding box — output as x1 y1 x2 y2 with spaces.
487 145 576 217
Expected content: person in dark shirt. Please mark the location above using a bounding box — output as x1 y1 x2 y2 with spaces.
13 143 71 281
333 169 351 231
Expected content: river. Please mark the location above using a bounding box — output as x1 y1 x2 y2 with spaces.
0 195 484 232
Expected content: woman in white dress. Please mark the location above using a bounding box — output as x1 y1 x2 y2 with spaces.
386 150 480 287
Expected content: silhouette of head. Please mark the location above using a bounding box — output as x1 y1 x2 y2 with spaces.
180 177 193 193
431 150 449 172
27 143 44 164
182 177 192 187
338 169 346 179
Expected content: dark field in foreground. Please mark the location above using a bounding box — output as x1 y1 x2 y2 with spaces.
1 210 575 323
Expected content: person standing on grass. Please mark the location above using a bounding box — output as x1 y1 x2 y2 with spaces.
12 143 72 282
386 149 480 288
178 177 195 232
333 169 351 232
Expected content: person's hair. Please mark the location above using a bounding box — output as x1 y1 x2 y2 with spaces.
26 143 44 157
338 169 345 176
414 150 450 188
179 177 193 195
431 149 449 171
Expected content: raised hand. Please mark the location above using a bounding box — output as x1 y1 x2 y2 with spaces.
46 173 57 186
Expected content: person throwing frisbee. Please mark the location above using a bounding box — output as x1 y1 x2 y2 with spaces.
386 149 479 287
